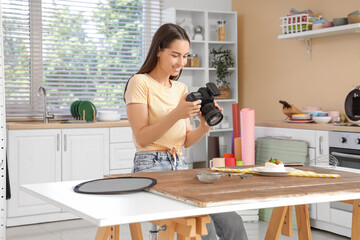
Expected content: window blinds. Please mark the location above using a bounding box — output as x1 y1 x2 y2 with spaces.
2 0 163 119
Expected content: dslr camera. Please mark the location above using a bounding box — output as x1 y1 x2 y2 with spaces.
186 82 223 126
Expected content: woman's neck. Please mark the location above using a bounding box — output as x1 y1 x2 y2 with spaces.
148 68 171 87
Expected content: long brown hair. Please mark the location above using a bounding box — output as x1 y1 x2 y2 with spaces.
124 23 190 102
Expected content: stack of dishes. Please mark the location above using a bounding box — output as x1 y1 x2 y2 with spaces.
70 100 97 122
288 114 313 123
97 111 121 122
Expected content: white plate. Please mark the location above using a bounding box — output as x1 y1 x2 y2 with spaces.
287 119 313 123
252 167 297 176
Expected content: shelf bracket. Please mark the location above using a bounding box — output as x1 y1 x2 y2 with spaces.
304 39 311 60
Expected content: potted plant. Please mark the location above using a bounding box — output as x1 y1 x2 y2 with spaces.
210 47 234 99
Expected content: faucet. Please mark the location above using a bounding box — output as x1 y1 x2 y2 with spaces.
38 86 55 123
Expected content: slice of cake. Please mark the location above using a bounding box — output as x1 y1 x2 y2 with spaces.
264 157 286 172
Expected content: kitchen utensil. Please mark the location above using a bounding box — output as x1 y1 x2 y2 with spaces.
313 116 331 124
328 111 339 123
78 100 97 122
333 17 348 26
251 167 297 176
292 114 311 119
312 23 324 30
323 21 333 28
279 100 302 118
344 86 360 123
348 10 360 16
287 118 313 123
73 100 82 119
197 173 221 183
97 111 121 122
348 14 360 24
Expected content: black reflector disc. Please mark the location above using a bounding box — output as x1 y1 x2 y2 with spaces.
74 177 157 194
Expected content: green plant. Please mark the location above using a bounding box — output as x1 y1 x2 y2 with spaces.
210 47 234 88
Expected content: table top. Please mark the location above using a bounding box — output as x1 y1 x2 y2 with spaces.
23 167 360 227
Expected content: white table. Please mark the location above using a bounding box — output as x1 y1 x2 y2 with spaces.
22 169 360 239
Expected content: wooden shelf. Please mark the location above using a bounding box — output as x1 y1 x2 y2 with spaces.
278 23 360 40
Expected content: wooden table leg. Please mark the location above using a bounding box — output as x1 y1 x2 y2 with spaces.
129 222 144 240
110 225 120 240
295 204 312 240
265 206 288 240
352 199 360 239
95 226 111 240
151 215 210 240
281 205 293 237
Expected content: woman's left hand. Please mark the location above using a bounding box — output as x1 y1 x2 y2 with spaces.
213 100 223 113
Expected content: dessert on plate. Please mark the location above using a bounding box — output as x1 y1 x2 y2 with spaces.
264 157 286 172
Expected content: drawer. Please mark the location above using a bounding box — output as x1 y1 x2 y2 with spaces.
110 143 136 169
110 127 133 143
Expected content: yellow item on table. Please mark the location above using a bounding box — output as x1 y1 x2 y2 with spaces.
211 167 340 178
289 170 340 178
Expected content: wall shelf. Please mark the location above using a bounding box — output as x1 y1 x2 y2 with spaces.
278 23 360 59
278 23 360 40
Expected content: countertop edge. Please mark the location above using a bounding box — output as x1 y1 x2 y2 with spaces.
7 120 131 130
256 121 360 133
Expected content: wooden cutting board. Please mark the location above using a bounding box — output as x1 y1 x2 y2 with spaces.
108 167 360 207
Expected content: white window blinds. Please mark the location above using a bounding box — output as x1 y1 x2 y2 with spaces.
2 0 163 119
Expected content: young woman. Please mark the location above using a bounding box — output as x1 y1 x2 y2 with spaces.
124 23 248 240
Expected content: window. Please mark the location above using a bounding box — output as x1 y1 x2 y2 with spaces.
2 0 163 119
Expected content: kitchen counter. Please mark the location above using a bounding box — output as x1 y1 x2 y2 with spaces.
256 120 360 133
7 120 131 130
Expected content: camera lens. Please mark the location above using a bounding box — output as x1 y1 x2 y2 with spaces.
201 103 223 126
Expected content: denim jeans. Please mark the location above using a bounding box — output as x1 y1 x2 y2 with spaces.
133 151 188 172
133 151 248 240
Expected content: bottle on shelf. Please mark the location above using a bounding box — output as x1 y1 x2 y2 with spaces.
217 20 226 41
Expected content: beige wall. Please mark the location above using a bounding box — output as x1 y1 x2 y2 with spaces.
232 0 360 121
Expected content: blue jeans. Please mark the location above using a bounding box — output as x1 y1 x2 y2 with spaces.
133 151 248 240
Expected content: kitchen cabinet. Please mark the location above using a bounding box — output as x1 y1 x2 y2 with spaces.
109 127 136 174
163 8 238 165
7 128 110 226
7 129 62 220
255 126 353 237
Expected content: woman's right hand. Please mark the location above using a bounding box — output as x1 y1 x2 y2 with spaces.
175 94 201 119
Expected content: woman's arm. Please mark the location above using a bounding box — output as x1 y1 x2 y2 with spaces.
127 94 201 148
183 115 210 148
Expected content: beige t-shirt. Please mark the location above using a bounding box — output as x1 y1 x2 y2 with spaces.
125 74 188 153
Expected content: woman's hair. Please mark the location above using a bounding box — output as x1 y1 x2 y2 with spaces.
124 23 190 102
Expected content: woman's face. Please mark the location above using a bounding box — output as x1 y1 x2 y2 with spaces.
157 39 190 76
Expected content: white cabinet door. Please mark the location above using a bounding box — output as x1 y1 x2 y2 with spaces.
315 130 329 165
62 128 109 181
110 143 135 170
109 127 136 174
7 129 61 217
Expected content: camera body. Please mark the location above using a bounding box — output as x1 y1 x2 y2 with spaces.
186 82 223 126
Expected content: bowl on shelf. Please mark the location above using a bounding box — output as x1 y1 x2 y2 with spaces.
313 116 332 124
97 111 121 122
348 10 360 16
333 17 348 26
348 14 360 24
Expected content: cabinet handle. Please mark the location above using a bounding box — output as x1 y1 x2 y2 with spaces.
57 134 60 151
319 136 323 155
64 134 67 152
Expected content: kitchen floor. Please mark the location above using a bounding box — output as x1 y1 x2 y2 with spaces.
6 219 350 240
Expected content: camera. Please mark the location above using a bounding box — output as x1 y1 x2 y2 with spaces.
186 82 223 126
